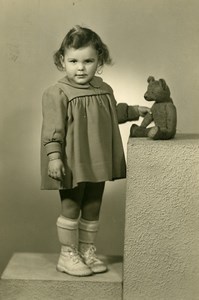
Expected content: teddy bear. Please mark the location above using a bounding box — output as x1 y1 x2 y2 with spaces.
130 76 177 140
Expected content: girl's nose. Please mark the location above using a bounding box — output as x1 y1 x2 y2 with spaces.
78 63 84 70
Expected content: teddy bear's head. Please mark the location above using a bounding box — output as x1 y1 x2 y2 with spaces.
144 76 171 103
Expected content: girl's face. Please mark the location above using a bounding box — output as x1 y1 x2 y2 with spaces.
61 45 99 85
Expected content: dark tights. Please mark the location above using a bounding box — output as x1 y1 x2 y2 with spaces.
59 182 105 221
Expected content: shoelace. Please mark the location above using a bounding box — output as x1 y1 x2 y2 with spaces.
63 247 82 264
83 245 99 264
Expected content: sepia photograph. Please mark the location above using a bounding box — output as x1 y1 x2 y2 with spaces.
0 0 199 299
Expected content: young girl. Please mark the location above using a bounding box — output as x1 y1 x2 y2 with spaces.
41 25 150 276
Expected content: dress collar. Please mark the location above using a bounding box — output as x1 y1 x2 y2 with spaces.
58 76 103 89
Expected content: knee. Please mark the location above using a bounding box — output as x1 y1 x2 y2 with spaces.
82 200 102 220
61 200 80 219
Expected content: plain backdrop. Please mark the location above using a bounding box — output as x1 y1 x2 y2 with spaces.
0 0 199 275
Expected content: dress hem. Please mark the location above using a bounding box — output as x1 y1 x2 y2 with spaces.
40 176 126 191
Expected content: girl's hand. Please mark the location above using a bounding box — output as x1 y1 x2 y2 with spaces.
138 106 151 117
48 159 66 181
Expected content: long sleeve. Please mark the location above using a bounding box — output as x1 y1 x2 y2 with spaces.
104 83 140 124
116 103 140 124
41 85 68 155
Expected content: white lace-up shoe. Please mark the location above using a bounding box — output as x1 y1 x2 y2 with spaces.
80 245 108 274
57 246 93 276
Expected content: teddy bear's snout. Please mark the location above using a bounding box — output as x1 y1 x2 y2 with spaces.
144 93 150 101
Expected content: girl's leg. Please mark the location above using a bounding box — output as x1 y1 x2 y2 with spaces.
79 182 107 273
81 181 105 220
56 184 92 276
59 183 85 219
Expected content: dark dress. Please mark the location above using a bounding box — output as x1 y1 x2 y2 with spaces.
41 76 139 189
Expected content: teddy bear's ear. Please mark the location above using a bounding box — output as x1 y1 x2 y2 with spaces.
159 79 167 90
147 76 155 83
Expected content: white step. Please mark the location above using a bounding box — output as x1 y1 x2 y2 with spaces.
123 134 199 300
0 253 123 300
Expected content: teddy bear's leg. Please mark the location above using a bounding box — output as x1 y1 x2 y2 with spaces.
151 124 176 139
147 126 160 139
158 130 176 140
130 124 150 137
148 127 175 140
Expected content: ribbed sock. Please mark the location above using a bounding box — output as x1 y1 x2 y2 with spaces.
79 218 99 252
56 215 79 248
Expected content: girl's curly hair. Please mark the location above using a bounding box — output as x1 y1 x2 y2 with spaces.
53 25 112 71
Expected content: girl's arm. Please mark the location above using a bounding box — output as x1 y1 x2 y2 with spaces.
104 83 150 124
41 86 68 181
116 103 150 124
41 85 68 155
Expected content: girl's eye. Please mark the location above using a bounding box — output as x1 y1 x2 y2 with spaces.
85 59 93 63
69 60 77 64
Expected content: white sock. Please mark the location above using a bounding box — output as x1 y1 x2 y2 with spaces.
79 218 99 252
56 215 79 248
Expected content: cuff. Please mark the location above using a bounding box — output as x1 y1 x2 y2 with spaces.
44 142 62 155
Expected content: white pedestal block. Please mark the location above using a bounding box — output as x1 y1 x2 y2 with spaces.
0 253 122 300
124 134 199 300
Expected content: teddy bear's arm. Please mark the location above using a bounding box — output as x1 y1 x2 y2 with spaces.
140 112 153 128
164 103 177 133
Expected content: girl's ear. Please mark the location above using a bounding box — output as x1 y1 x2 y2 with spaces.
97 64 103 75
60 55 65 68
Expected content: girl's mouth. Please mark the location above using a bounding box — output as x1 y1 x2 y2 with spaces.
76 74 87 77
